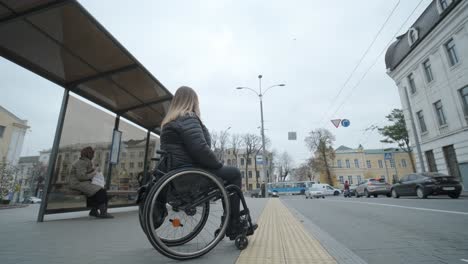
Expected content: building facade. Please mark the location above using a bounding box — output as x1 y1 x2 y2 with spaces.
222 148 273 191
329 145 415 188
0 105 29 165
385 0 468 188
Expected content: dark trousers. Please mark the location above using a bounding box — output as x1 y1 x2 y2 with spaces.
86 189 108 209
208 166 242 223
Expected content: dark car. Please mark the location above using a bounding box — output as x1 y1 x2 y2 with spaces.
391 172 462 199
249 188 261 198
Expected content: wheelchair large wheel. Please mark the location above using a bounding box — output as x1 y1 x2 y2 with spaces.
143 168 230 260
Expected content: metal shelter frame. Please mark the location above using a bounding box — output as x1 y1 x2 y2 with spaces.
0 0 173 221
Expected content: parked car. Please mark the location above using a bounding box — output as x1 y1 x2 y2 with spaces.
24 197 41 204
355 178 391 198
250 188 261 198
391 172 462 199
305 186 325 199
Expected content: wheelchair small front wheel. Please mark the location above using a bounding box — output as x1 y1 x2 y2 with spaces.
235 235 248 250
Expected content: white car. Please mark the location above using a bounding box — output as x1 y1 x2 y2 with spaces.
305 186 325 199
24 197 41 204
312 184 341 196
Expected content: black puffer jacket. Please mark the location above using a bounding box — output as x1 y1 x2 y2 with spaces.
160 113 222 171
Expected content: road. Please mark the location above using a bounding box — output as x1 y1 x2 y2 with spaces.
282 195 468 264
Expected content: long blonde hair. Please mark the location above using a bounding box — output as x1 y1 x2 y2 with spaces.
161 86 201 127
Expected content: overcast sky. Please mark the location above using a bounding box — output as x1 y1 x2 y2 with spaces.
0 0 433 165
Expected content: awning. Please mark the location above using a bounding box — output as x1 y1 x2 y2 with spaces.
0 0 172 131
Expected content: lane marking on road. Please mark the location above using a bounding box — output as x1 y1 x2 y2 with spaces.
320 200 468 216
461 259 468 262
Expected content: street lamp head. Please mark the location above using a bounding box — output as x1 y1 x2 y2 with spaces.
278 84 286 87
258 75 263 79
236 87 244 90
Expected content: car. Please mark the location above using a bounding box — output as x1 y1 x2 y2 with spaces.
24 197 41 204
355 178 391 198
305 186 325 199
312 184 341 196
391 172 462 199
249 188 261 198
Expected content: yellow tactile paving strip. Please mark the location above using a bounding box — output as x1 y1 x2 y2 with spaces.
236 199 337 264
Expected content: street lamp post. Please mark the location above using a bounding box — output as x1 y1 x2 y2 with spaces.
236 75 285 198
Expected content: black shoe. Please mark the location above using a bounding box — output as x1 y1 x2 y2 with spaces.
97 205 114 219
247 223 258 236
89 208 99 217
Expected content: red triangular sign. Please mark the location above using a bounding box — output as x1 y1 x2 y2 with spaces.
331 119 341 128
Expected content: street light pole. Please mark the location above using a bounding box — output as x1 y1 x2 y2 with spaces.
236 76 285 198
258 75 268 197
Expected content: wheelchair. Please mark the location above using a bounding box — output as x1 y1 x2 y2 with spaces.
137 151 256 260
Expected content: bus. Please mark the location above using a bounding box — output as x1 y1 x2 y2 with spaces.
267 181 315 196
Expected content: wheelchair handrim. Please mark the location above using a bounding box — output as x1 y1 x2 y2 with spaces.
147 169 230 259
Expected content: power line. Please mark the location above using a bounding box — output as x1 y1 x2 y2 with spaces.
320 0 401 124
323 0 426 127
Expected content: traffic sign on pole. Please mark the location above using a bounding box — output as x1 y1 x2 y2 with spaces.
384 153 393 160
341 119 350 127
331 119 341 128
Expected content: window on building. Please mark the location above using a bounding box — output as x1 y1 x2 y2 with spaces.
345 160 350 168
401 159 407 168
347 176 353 184
357 175 362 184
241 171 245 178
248 184 252 191
409 29 417 44
241 158 244 165
366 160 371 168
139 151 144 157
0 125 5 138
339 176 344 184
460 86 468 117
434 100 447 126
248 158 252 165
248 171 252 178
354 159 359 168
416 110 428 133
129 162 134 169
138 162 143 168
121 163 126 169
378 160 383 168
425 150 438 172
228 150 230 155
337 160 342 168
445 38 459 66
439 0 449 10
423 59 434 82
121 152 127 158
390 159 395 168
408 73 417 94
256 170 259 178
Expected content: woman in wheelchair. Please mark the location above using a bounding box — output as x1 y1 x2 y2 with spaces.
138 86 257 260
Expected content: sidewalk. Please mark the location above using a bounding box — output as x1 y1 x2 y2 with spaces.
0 198 336 264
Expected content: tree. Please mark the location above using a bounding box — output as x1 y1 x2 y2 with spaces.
241 133 262 190
277 151 292 182
377 109 415 172
305 128 336 185
210 130 220 158
0 162 18 201
219 130 230 164
230 133 242 168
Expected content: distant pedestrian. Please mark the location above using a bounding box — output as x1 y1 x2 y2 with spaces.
70 147 113 218
344 180 350 191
